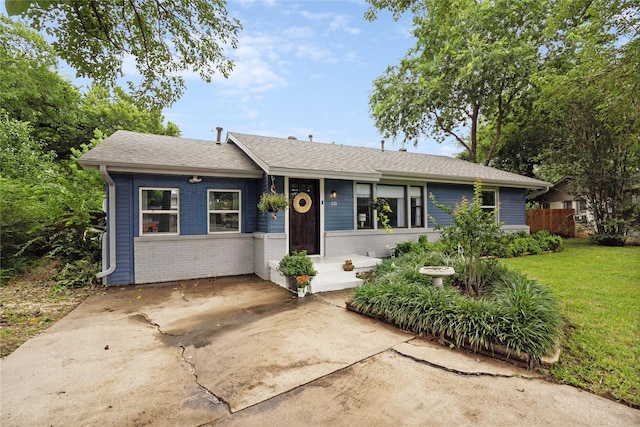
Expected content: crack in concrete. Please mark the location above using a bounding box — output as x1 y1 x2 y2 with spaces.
137 312 233 415
391 347 515 378
230 338 414 416
179 345 233 414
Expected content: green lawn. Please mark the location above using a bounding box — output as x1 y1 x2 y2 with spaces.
502 239 640 407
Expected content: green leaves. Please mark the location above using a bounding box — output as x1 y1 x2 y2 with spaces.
5 0 31 16
368 0 548 163
350 253 563 362
8 0 241 109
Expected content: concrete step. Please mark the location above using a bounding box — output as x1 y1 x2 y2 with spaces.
268 254 381 293
310 271 363 293
310 255 380 274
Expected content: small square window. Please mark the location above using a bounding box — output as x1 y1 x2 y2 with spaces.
209 190 241 233
140 188 179 235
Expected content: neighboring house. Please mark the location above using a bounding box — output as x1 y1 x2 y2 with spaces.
530 177 592 223
78 130 551 288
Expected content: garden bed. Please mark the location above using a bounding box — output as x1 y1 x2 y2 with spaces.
345 299 533 368
347 252 563 368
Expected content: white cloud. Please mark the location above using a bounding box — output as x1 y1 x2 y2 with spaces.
299 10 361 35
236 0 277 9
300 10 334 21
328 15 361 35
282 26 315 39
344 50 359 62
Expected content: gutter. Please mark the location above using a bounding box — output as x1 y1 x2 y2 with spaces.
96 165 116 282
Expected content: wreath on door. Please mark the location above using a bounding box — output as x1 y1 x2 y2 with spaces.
292 192 312 214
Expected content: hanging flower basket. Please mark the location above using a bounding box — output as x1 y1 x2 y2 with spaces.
257 192 289 218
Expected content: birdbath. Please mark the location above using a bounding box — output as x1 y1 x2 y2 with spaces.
419 266 455 287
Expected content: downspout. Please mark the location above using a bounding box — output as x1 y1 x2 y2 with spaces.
96 165 116 282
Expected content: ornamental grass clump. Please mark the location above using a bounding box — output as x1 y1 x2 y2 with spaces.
350 253 563 363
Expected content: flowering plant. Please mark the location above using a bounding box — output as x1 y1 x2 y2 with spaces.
295 274 312 288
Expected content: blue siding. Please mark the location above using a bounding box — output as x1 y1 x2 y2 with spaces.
325 179 354 231
499 187 526 225
427 183 527 227
106 173 259 285
109 174 135 285
427 183 474 227
131 175 258 235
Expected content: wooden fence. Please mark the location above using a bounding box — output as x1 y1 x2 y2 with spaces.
526 209 576 238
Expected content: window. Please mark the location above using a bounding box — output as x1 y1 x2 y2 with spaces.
356 184 373 229
376 185 406 228
578 199 587 213
140 188 179 234
563 201 573 210
480 190 497 217
209 190 240 233
410 186 424 227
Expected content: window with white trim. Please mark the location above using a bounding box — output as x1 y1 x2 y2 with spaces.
376 184 407 228
140 188 179 234
410 186 424 227
480 190 498 219
356 183 374 229
208 190 241 233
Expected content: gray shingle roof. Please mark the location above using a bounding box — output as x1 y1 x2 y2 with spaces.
78 130 262 177
78 130 550 189
228 133 551 189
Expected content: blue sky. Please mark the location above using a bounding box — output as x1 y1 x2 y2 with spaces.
162 0 459 156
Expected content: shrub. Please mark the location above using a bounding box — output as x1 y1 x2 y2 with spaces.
277 250 317 278
590 234 626 246
430 181 503 296
350 253 563 363
53 259 100 290
394 230 563 261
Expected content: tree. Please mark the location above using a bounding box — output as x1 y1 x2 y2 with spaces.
367 0 548 164
535 0 640 242
1 17 180 158
0 16 83 158
5 0 241 109
78 84 181 141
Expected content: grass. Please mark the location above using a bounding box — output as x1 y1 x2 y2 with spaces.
0 260 97 358
502 239 640 407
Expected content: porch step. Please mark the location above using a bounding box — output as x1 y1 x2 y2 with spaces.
310 271 363 293
268 254 381 293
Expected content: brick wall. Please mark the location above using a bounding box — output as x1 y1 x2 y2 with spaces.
252 232 286 279
324 229 440 258
134 234 254 284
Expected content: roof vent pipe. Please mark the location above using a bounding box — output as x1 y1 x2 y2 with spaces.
399 147 407 152
381 140 385 152
288 136 297 140
216 127 223 144
309 134 313 142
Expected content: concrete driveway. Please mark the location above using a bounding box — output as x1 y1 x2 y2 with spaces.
1 276 638 426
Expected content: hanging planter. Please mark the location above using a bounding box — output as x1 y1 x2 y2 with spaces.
258 177 289 219
258 192 289 217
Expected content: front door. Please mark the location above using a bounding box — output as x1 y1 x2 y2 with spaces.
289 178 320 254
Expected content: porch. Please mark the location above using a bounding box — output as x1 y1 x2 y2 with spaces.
269 254 382 293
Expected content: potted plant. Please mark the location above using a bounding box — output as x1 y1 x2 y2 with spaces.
277 250 317 295
295 274 312 297
257 192 289 219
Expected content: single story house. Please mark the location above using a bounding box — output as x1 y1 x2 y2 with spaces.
78 130 551 290
529 176 591 223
